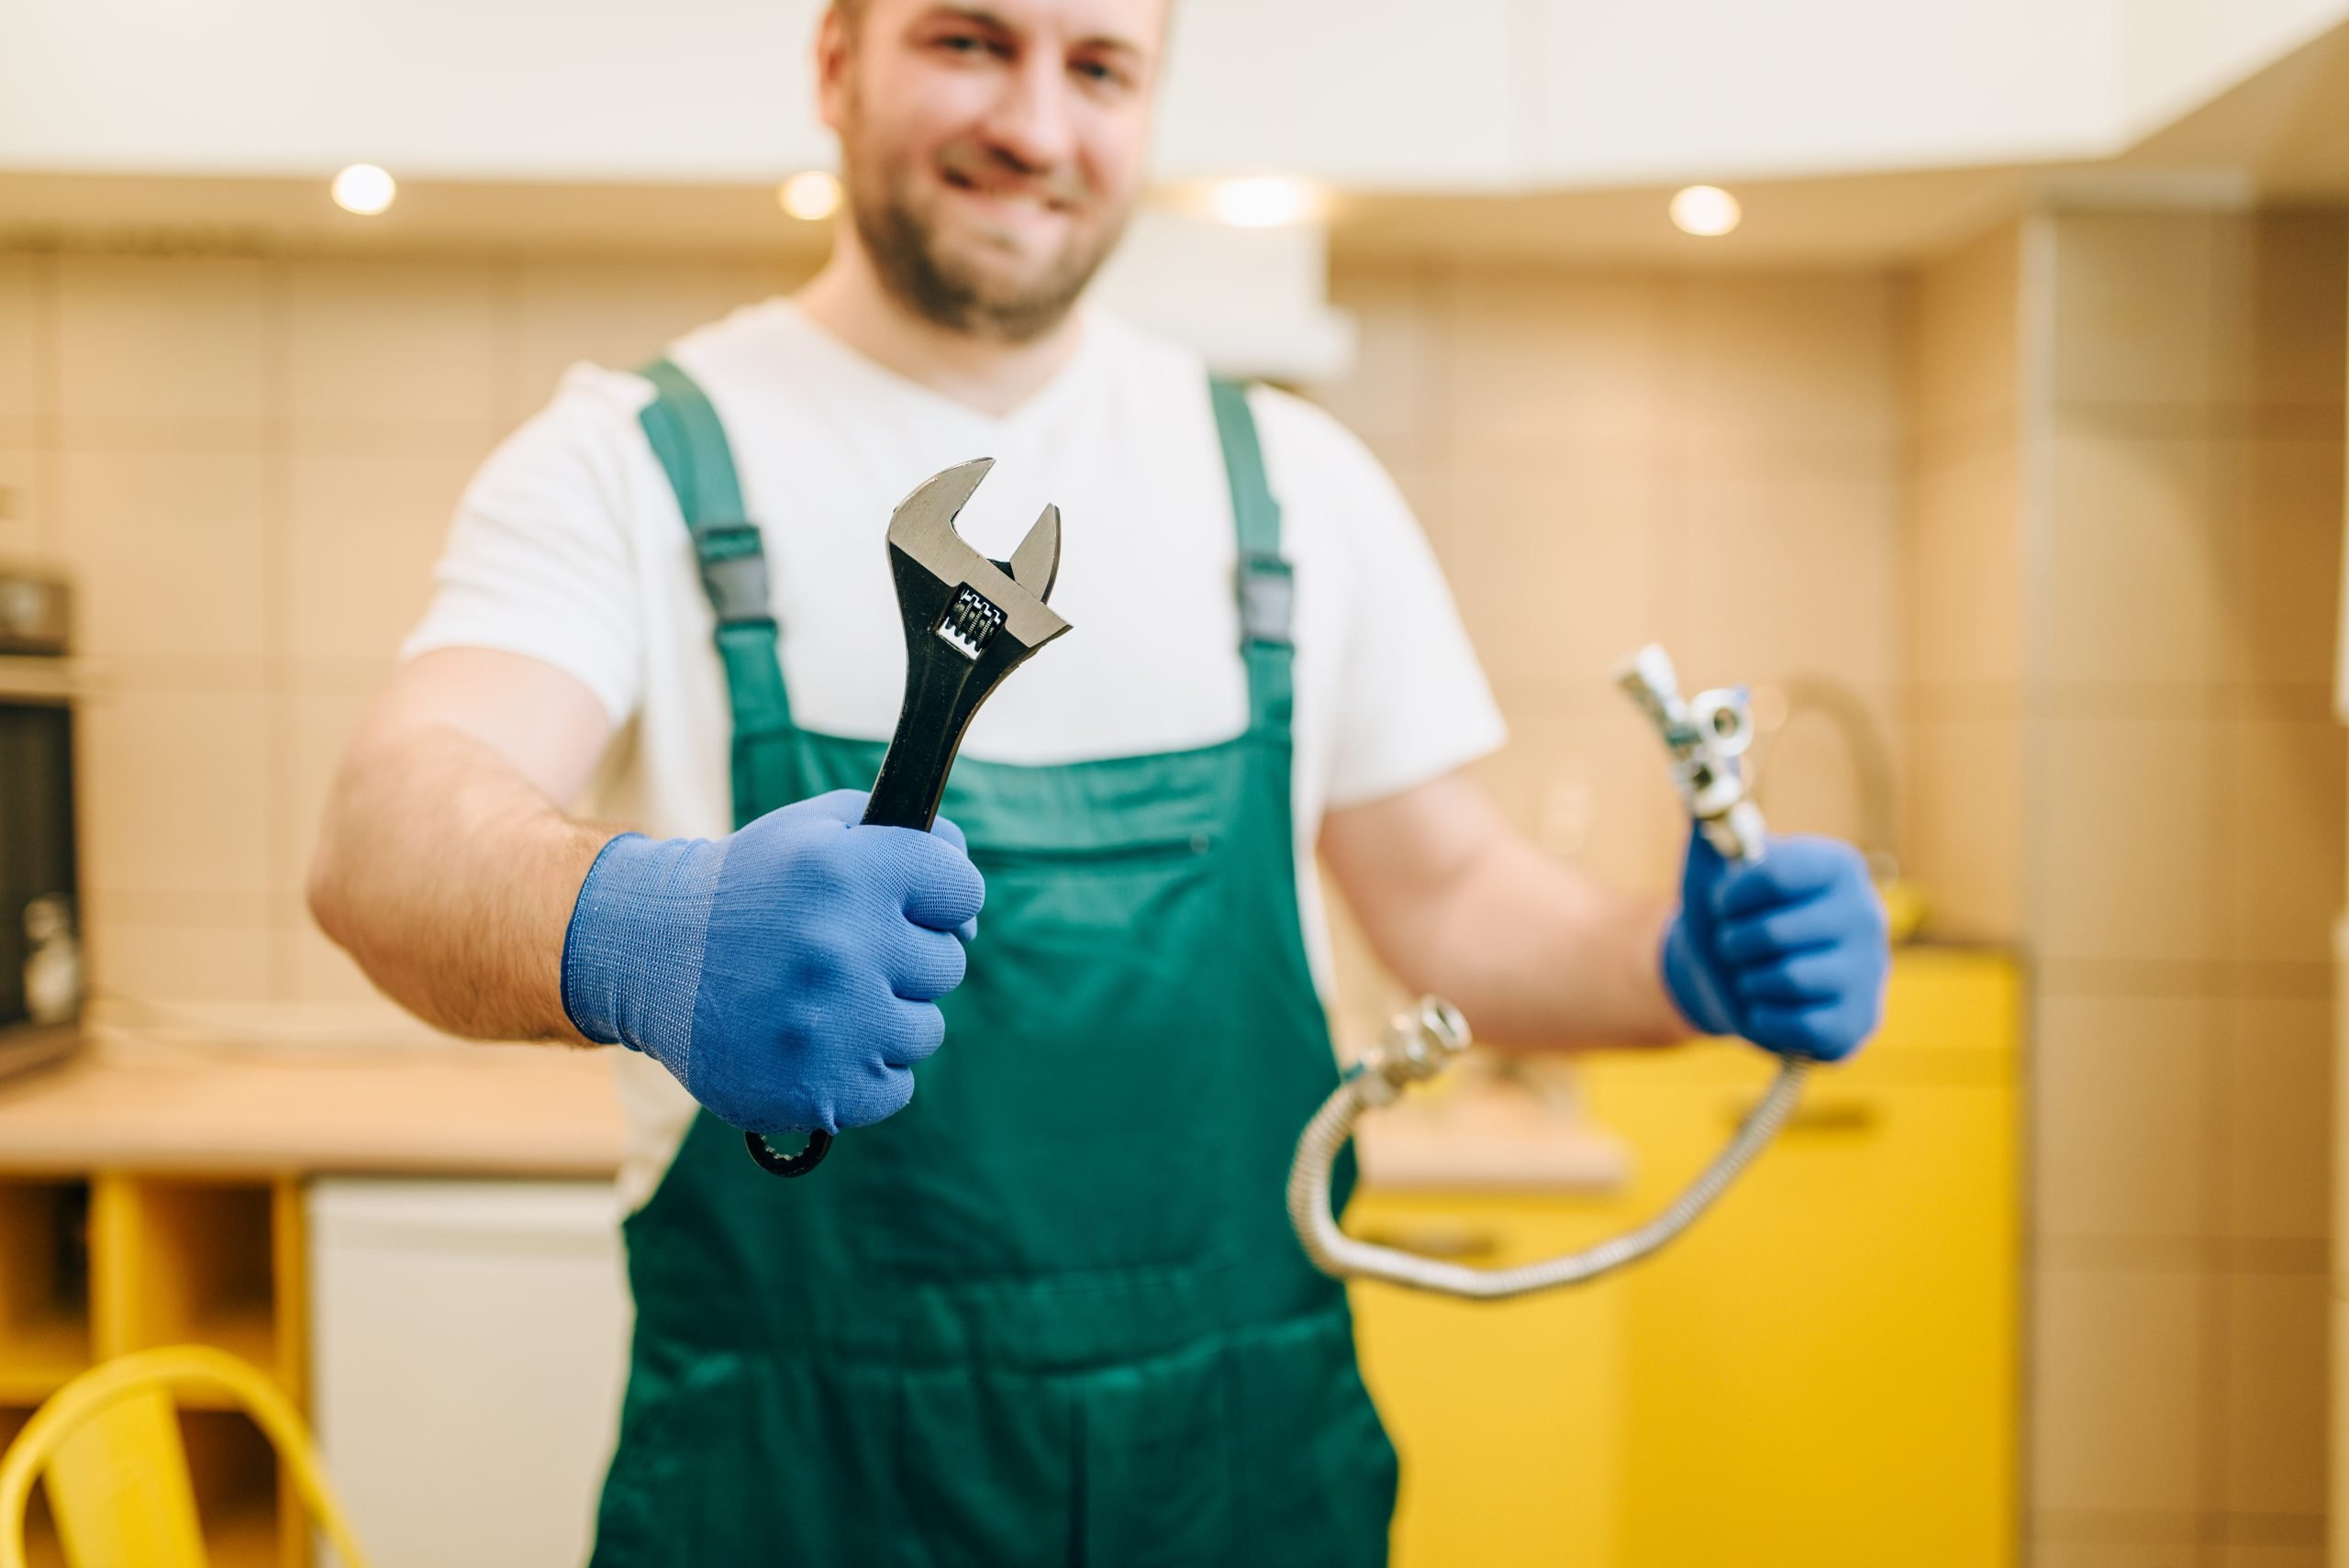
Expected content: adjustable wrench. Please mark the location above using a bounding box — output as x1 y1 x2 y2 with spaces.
747 457 1074 1177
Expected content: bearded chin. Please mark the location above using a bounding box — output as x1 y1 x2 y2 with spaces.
851 169 1129 344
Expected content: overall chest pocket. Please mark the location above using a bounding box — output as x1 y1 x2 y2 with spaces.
831 749 1277 1284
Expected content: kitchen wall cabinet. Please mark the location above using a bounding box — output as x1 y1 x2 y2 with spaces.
0 0 1528 189
1155 0 1524 188
1525 0 2111 183
9 0 2339 190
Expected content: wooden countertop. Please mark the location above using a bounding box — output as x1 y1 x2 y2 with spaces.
0 1009 1628 1193
1354 1081 1630 1195
0 1031 627 1178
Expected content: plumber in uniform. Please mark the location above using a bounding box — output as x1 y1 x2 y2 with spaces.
307 1 1890 1561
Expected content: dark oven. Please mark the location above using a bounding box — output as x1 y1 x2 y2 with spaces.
0 570 81 1082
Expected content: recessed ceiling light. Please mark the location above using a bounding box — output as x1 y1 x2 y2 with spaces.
331 164 396 217
1670 185 1741 238
779 171 841 221
1209 176 1316 228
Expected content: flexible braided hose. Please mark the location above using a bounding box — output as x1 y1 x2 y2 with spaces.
1286 1043 1807 1298
1286 644 1802 1299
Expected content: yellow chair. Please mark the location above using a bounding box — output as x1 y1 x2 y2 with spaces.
0 1345 371 1568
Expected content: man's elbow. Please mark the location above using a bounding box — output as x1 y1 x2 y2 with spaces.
306 719 404 954
306 765 372 955
306 823 353 952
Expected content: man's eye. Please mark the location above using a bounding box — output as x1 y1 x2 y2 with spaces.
1072 58 1128 88
934 30 1011 60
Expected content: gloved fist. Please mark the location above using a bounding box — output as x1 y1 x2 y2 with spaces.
561 789 985 1136
1660 826 1888 1062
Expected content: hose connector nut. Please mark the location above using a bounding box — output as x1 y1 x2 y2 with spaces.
1355 995 1471 1104
1615 643 1766 862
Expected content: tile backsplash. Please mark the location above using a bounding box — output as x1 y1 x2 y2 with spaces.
0 242 1915 1023
1904 208 2346 1561
1309 258 1911 1039
3 199 2341 1564
0 249 807 1010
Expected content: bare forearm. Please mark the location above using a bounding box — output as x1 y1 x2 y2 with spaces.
1391 839 1687 1051
309 719 613 1043
1322 773 1692 1051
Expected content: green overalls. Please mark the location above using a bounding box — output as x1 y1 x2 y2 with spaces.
588 363 1397 1567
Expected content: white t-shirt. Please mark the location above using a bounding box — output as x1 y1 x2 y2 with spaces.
405 299 1504 1207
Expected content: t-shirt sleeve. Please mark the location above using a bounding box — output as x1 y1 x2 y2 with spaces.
1254 386 1507 809
400 364 656 726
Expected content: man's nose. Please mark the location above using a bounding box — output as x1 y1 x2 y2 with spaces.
978 47 1080 176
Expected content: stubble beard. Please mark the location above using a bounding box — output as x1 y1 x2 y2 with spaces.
847 146 1131 345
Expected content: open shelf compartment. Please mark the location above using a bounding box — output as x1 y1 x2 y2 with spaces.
0 1406 67 1568
181 1407 291 1568
92 1176 302 1406
0 1397 310 1568
0 1182 93 1404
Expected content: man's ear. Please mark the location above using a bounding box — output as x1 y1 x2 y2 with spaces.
815 4 852 133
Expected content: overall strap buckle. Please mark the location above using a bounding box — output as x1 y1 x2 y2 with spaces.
692 522 774 627
1238 551 1295 648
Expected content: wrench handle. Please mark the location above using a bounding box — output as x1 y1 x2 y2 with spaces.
743 615 985 1179
744 1126 832 1177
862 675 965 833
862 551 1015 832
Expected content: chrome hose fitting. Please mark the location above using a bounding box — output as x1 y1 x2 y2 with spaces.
1351 997 1472 1106
1614 643 1765 863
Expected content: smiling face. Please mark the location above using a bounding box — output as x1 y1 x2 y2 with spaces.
818 0 1167 341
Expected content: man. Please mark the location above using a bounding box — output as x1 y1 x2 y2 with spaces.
308 0 1888 1562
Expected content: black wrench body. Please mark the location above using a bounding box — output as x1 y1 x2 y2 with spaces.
747 459 1070 1178
862 545 1035 830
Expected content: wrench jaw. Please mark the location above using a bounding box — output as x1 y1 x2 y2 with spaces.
884 458 995 565
884 461 1071 651
1005 504 1062 602
863 465 1072 832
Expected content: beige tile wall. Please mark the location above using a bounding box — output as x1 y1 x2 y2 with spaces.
8 220 2332 1561
1313 260 1910 1039
0 242 1913 1040
1907 223 2029 940
1906 209 2346 1565
0 248 807 1013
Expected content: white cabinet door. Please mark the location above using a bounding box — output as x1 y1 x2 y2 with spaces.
0 0 833 180
308 1179 633 1568
1 0 1528 190
1526 0 2112 183
1154 0 1525 186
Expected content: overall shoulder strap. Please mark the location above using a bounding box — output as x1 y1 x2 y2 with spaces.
637 357 795 823
640 359 772 629
1208 376 1294 736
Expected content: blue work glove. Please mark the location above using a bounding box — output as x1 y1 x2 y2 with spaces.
1660 826 1889 1062
560 789 985 1137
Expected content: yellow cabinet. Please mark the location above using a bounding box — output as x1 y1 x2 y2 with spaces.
1350 1199 1628 1568
1350 949 2021 1568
